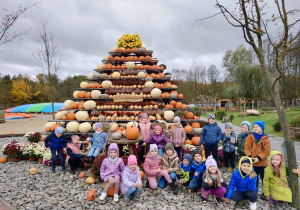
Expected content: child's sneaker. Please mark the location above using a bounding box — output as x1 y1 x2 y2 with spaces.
215 197 222 205
113 194 119 202
201 197 208 206
124 194 131 202
99 192 107 201
61 167 66 173
132 192 140 198
249 202 257 210
51 168 55 174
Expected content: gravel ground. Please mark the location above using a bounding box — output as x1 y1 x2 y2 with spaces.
0 137 297 210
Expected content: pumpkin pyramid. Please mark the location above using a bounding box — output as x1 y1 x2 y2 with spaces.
44 33 202 147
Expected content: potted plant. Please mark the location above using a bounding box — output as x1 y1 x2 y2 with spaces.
164 72 172 79
5 144 23 162
182 144 196 159
35 144 46 163
24 132 41 143
23 143 39 161
176 111 185 120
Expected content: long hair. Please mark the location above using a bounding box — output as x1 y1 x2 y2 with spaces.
272 163 282 177
203 169 222 187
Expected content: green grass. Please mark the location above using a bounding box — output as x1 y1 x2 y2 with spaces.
201 109 300 138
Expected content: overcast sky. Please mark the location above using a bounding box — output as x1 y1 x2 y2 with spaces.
0 0 299 80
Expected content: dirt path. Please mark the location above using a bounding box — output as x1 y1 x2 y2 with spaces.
0 114 53 134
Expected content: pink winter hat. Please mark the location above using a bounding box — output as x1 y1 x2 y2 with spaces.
154 125 162 131
127 155 137 165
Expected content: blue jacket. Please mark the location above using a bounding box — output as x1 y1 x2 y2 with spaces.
200 122 222 145
226 157 258 199
89 131 107 151
190 160 206 179
222 131 236 153
45 131 67 150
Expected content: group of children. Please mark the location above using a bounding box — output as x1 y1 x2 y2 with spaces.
44 113 300 208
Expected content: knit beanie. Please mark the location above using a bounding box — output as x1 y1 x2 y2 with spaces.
165 142 174 151
54 126 63 134
205 155 218 169
71 135 80 141
253 121 265 132
193 149 202 156
94 122 102 128
240 121 251 131
225 122 233 129
149 144 158 152
208 113 215 119
127 155 137 165
141 113 148 118
241 157 251 165
154 125 162 131
183 154 192 164
174 116 180 123
272 154 282 162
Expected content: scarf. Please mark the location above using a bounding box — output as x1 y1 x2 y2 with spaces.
253 132 265 144
109 156 118 163
181 162 191 172
193 159 203 166
273 166 280 170
96 131 101 134
131 168 138 175
241 132 247 138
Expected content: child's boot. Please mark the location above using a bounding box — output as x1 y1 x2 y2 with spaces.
132 191 140 198
249 201 257 210
99 192 107 201
51 167 55 174
113 194 119 202
84 156 90 163
170 181 178 195
124 194 131 202
61 166 66 173
90 156 95 163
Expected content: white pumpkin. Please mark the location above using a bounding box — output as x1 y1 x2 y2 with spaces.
75 111 89 121
137 72 146 78
63 100 74 109
109 47 117 52
97 63 104 69
101 80 112 89
73 91 80 98
44 122 57 130
66 121 80 132
83 100 96 109
145 81 154 88
157 120 168 131
150 88 162 98
164 110 175 120
110 122 119 132
91 90 101 98
126 121 139 128
112 72 121 79
126 62 135 69
103 55 109 60
171 85 177 88
87 73 99 79
80 81 89 88
79 122 92 133
55 111 69 120
112 132 122 140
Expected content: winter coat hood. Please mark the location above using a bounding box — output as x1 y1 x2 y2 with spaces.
107 143 119 157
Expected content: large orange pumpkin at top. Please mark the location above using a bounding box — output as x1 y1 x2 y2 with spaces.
50 124 62 131
67 112 76 120
192 122 200 128
104 183 120 197
175 102 182 109
192 136 200 146
185 111 194 119
184 126 193 133
125 125 140 140
0 156 8 163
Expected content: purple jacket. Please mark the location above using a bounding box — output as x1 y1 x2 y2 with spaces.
120 166 142 195
100 143 125 182
145 132 170 149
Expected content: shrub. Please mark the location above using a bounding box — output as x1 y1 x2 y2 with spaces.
229 114 234 122
290 115 300 127
215 110 225 120
272 121 282 132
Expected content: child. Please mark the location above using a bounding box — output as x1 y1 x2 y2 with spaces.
222 122 236 171
45 126 67 174
244 121 271 188
170 116 186 159
201 156 227 205
85 122 108 163
177 153 192 187
189 149 206 192
66 135 84 174
137 113 152 162
237 121 251 160
100 143 125 202
121 155 142 202
263 151 292 205
224 157 258 210
200 113 222 166
144 144 177 194
143 125 170 157
158 142 179 194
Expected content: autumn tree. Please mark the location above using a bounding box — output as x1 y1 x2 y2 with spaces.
197 0 300 208
10 79 32 105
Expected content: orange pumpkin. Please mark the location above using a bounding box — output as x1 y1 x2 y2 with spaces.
71 103 78 109
104 182 120 197
62 116 67 120
140 170 145 180
170 91 178 96
84 92 91 98
178 93 184 98
163 92 170 98
194 116 200 119
164 81 171 87
77 92 85 98
184 126 193 133
50 124 62 131
138 56 145 61
78 104 84 109
192 122 200 128
158 72 164 78
45 127 51 132
67 112 76 120
185 111 194 119
150 73 156 78
87 189 96 202
170 100 176 106
9 132 15 134
165 104 173 109
125 125 140 140
79 172 86 178
182 104 188 109
175 102 182 109
192 136 201 146
0 156 8 163
185 140 192 145
140 163 144 168
169 125 174 132
118 126 125 131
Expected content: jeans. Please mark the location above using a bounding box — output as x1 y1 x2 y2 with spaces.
223 151 235 168
126 186 142 196
189 176 202 190
158 148 164 157
253 166 265 187
204 144 219 167
174 147 182 160
68 157 83 171
51 149 65 169
158 172 176 188
231 190 258 203
88 147 101 157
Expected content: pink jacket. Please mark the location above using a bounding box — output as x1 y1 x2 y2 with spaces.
144 152 162 177
66 142 80 163
170 125 186 147
139 118 152 141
